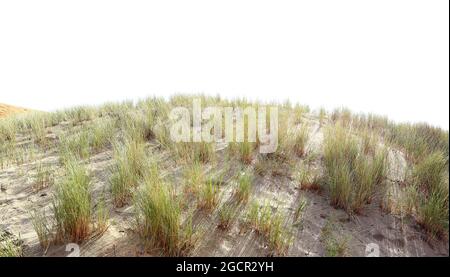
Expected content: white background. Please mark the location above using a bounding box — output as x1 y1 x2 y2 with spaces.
1 1 448 129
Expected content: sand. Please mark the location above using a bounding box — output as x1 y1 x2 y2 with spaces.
0 112 448 257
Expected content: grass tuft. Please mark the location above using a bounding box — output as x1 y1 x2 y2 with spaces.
0 232 23 257
59 131 91 163
109 138 147 207
31 210 52 249
33 162 53 191
412 152 449 237
218 205 237 230
198 176 221 211
323 124 388 213
234 171 253 203
292 124 310 157
53 159 91 243
295 165 321 191
90 118 115 152
0 118 17 143
320 219 349 257
135 176 195 256
246 201 292 255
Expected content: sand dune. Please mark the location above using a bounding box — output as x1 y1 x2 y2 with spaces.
0 103 28 118
0 96 448 257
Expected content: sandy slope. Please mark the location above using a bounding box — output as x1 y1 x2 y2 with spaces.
0 114 448 257
0 103 28 118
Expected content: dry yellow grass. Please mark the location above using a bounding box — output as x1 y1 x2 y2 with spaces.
0 103 28 118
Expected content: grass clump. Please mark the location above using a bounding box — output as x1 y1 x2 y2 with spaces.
59 120 115 164
352 149 388 212
318 108 327 127
294 196 308 224
0 118 17 143
242 142 255 164
295 165 321 191
135 177 195 256
331 108 352 127
254 154 275 176
267 212 292 256
183 162 204 196
320 219 349 257
154 122 173 149
412 152 447 194
29 113 48 145
228 141 255 165
323 125 359 170
198 176 221 211
90 118 115 152
66 106 96 125
177 142 216 164
292 124 310 157
361 129 378 155
53 160 91 243
327 163 353 210
193 142 215 163
323 124 388 213
31 210 52 250
246 201 292 255
218 205 237 230
109 139 148 207
94 195 110 235
246 201 261 230
386 123 448 163
59 131 91 163
0 232 23 257
33 163 53 191
418 186 449 238
234 171 253 203
323 125 358 210
412 152 449 237
324 235 349 257
119 111 154 143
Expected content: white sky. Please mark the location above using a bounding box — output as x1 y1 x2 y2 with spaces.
1 1 448 129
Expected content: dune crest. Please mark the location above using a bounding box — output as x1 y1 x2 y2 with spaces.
0 103 28 118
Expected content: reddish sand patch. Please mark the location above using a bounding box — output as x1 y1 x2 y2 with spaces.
0 103 28 118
